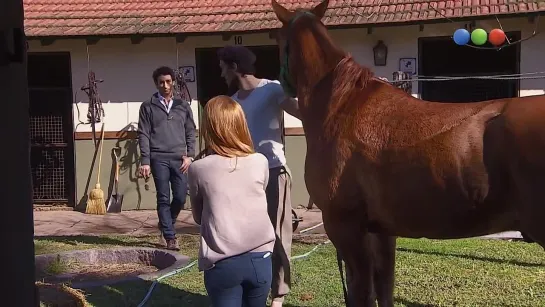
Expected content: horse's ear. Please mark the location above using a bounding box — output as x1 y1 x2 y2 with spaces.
310 0 329 19
271 0 293 24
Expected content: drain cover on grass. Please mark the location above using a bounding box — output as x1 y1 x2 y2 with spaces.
35 247 190 288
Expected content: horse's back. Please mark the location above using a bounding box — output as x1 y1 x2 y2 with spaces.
358 80 507 149
347 86 545 238
306 70 545 238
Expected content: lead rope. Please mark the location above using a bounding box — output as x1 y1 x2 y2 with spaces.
337 250 350 306
279 166 289 237
280 109 288 232
280 88 350 305
136 220 331 307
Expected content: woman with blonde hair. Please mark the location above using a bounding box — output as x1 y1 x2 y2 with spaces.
188 95 275 307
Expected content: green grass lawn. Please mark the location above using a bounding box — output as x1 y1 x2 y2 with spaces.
35 234 545 307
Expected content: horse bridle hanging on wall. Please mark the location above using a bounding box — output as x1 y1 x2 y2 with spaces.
81 71 105 147
174 68 192 103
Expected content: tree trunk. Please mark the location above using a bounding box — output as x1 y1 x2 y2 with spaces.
0 0 38 305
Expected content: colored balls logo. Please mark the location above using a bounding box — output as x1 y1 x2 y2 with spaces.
471 28 488 45
453 29 470 45
489 29 506 46
452 28 506 47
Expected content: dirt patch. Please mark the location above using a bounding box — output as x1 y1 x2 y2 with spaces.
293 234 329 245
36 247 191 288
38 261 158 284
38 282 89 307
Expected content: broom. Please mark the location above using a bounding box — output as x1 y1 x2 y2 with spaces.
86 122 107 215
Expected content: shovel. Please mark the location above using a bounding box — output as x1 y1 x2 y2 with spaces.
107 147 124 213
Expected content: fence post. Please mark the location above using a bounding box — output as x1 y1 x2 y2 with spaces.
1 0 39 304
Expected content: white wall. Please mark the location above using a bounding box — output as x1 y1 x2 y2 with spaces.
28 16 545 132
328 17 545 99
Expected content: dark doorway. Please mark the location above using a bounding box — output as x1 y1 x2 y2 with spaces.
195 45 281 106
419 32 520 102
28 52 75 207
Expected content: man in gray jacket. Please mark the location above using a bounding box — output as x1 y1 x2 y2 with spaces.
137 66 197 251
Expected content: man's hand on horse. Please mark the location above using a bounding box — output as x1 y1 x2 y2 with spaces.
139 165 151 178
280 97 301 120
180 156 193 174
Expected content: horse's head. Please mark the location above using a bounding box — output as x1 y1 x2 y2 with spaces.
271 0 331 97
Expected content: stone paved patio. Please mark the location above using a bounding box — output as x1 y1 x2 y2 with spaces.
33 208 522 240
33 208 325 237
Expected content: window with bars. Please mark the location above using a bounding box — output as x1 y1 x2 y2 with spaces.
28 52 74 205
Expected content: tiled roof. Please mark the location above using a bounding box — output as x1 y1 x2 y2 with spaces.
23 0 545 37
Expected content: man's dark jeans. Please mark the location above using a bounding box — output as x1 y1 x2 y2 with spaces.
150 159 187 240
204 251 272 307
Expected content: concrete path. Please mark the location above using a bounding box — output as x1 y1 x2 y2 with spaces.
481 231 523 240
33 208 522 240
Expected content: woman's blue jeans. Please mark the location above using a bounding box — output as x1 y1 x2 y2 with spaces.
204 251 272 307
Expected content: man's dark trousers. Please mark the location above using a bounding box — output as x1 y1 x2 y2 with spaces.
150 159 187 240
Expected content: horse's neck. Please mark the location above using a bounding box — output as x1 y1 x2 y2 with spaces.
291 29 344 133
293 27 345 93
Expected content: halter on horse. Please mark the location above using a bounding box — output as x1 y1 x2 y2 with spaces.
271 1 545 306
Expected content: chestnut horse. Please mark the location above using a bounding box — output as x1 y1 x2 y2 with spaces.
271 0 545 306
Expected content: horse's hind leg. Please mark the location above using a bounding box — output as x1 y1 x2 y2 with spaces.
324 211 378 307
503 116 545 248
513 176 545 248
509 160 545 248
370 234 396 307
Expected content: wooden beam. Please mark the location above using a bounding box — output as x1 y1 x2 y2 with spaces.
75 131 137 140
529 15 536 24
221 33 232 41
419 24 424 32
284 127 304 136
39 38 56 46
367 27 373 34
74 127 306 140
175 34 187 43
130 35 144 44
85 37 100 45
463 21 476 31
268 30 278 40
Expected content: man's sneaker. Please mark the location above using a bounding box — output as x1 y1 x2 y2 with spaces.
166 238 180 251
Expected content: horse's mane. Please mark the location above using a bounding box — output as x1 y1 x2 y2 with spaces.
291 12 377 126
332 55 375 101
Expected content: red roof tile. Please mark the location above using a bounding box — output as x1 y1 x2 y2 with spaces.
23 0 545 37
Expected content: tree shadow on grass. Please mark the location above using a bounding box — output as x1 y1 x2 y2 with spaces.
81 279 209 307
35 235 157 249
282 298 434 307
81 283 433 307
396 247 543 268
394 298 437 307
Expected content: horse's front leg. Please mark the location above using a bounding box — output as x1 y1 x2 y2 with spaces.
323 209 376 307
370 233 396 307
